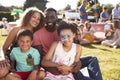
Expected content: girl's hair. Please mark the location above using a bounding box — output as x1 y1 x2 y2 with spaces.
17 29 33 41
18 7 45 32
113 21 120 29
84 21 91 31
57 21 77 36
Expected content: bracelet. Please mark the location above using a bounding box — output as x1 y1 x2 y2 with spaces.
40 67 45 71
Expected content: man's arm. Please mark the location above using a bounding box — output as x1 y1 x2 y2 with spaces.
44 67 61 75
71 60 82 73
41 42 62 75
32 45 45 59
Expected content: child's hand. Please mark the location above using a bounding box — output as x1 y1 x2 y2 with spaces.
57 64 71 75
60 70 69 75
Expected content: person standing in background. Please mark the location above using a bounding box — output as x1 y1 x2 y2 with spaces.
112 4 120 21
78 0 88 23
100 6 109 22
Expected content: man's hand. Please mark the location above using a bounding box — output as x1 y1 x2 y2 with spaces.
44 67 61 75
72 61 82 73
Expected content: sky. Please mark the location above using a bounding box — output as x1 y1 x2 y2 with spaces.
0 0 120 10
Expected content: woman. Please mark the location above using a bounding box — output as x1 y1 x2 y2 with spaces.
101 21 120 48
0 7 45 80
100 6 109 22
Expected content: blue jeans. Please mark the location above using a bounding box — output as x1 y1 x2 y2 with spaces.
73 56 102 80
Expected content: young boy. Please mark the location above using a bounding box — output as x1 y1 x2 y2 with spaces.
9 29 41 80
41 21 82 80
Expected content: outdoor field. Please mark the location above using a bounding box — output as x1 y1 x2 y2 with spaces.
0 29 120 80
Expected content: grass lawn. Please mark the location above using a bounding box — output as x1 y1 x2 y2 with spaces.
82 44 120 80
0 29 7 48
0 29 120 80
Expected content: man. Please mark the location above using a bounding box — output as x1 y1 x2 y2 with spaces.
33 8 102 80
112 4 120 21
78 0 88 23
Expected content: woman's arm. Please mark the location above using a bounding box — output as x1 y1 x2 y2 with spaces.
2 27 19 55
0 27 19 68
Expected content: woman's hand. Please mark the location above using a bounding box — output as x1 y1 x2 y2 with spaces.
0 58 9 68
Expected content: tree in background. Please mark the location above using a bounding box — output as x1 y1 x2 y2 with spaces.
64 4 71 11
24 0 48 11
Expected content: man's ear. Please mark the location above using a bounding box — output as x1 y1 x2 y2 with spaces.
56 15 58 21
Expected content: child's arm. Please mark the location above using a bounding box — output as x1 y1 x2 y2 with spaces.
57 44 82 74
71 44 82 73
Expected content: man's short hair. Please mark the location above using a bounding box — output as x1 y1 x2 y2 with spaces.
44 8 57 14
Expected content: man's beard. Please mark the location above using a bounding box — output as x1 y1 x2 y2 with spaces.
45 22 56 32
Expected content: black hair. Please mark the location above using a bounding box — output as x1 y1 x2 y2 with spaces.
57 21 77 36
44 8 57 14
17 29 33 41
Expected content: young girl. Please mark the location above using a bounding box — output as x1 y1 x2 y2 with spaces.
41 21 82 80
81 21 103 44
9 29 42 80
101 21 120 48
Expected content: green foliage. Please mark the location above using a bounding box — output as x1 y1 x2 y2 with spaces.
33 2 46 11
77 0 82 7
0 12 14 21
23 0 47 11
64 4 71 10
